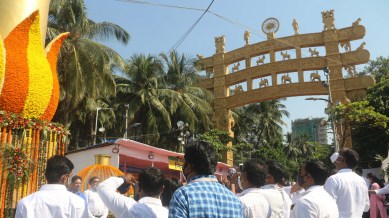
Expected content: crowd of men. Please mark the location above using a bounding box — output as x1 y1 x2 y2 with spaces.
14 140 389 218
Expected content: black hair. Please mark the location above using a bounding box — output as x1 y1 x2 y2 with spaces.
184 141 217 175
339 148 359 169
354 167 363 176
161 178 182 207
367 173 385 188
45 155 74 184
242 159 267 188
138 167 165 196
266 160 285 183
304 159 329 185
71 175 82 183
89 176 100 185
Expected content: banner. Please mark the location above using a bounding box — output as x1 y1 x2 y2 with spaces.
168 156 184 171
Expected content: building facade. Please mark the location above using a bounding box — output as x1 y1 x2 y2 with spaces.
291 117 328 145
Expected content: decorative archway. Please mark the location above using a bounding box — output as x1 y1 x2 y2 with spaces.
197 11 374 165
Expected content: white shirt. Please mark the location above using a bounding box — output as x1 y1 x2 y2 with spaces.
84 188 109 218
375 184 389 195
15 184 88 218
276 185 292 218
291 185 339 218
238 188 271 218
324 168 370 218
97 177 168 218
260 185 285 218
284 185 305 205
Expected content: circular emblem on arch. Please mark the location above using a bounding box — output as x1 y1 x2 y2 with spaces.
262 17 280 34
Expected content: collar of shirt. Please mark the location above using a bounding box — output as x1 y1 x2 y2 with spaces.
337 168 352 173
40 184 67 191
188 175 218 183
238 187 262 197
261 184 277 190
138 196 163 206
301 185 322 196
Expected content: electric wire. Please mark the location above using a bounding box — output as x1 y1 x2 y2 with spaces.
168 0 215 52
114 0 368 73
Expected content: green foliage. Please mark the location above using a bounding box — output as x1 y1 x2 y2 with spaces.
233 142 254 166
197 129 232 161
360 56 389 82
232 100 289 149
251 142 299 179
346 56 389 168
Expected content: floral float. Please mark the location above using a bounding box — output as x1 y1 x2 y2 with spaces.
0 10 69 217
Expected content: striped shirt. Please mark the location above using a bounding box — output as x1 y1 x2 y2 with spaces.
168 175 243 218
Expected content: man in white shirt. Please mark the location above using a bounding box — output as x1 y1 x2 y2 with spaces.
97 167 168 218
291 159 338 218
232 159 271 218
324 148 370 218
84 176 108 218
261 161 292 218
15 155 88 218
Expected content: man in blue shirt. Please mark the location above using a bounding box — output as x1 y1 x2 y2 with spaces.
68 175 87 203
169 141 243 218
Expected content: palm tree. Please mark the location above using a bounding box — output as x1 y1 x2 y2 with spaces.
233 100 289 149
160 51 213 132
157 51 213 150
47 0 129 129
115 54 173 145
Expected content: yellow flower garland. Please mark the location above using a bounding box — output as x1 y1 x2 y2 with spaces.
0 11 69 121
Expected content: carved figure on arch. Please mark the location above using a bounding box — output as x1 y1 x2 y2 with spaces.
310 71 321 81
280 51 291 60
267 32 276 40
281 73 292 84
357 42 366 50
256 55 265 65
340 41 351 52
206 68 213 78
259 78 269 87
227 111 235 130
196 54 205 59
231 62 240 72
292 19 299 35
309 48 320 57
352 18 361 26
244 30 250 46
234 85 244 94
321 10 336 30
215 35 225 54
344 65 356 77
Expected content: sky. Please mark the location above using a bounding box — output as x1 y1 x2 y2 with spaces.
85 0 389 135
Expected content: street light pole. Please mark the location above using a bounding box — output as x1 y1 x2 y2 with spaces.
93 107 113 145
124 104 129 139
305 97 339 151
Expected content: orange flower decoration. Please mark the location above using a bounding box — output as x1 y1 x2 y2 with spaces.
78 164 124 191
0 10 69 121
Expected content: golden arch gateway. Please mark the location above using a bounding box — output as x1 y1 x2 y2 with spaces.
197 11 374 165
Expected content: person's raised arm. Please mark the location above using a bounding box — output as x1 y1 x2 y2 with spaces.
97 174 137 217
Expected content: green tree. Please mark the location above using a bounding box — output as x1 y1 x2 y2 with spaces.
233 100 289 149
350 56 389 167
197 129 232 161
360 56 389 82
115 54 171 145
334 100 389 167
47 0 129 147
159 51 214 146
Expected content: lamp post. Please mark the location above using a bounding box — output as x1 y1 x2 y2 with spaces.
177 121 190 152
305 97 339 151
124 104 129 139
93 107 113 145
